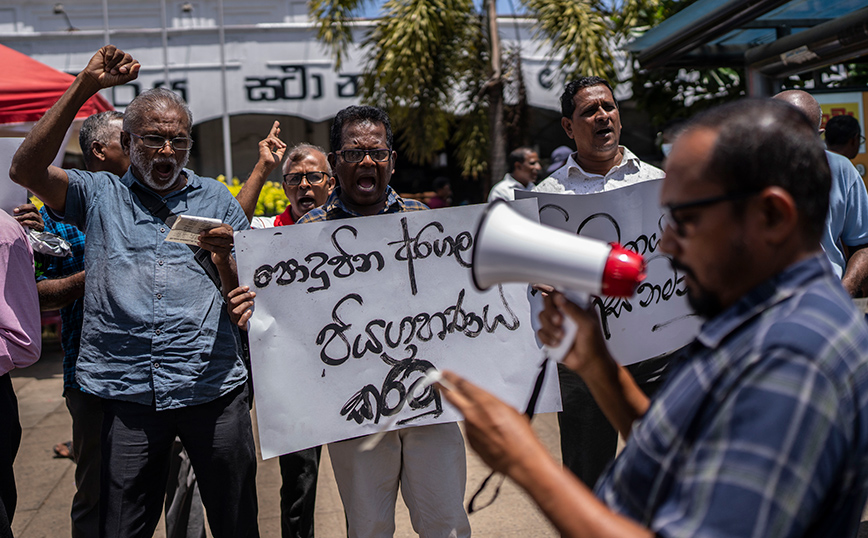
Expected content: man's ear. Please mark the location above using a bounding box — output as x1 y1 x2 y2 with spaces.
561 117 574 140
91 141 107 163
326 175 336 193
758 186 799 244
327 152 336 172
120 131 131 156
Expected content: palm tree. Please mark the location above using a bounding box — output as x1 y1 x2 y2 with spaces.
309 0 658 196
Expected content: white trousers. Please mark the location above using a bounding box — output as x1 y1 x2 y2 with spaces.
329 422 471 538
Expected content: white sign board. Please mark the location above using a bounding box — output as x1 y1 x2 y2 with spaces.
235 200 560 458
0 138 28 215
517 181 701 365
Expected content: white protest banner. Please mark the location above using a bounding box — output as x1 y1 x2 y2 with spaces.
235 199 560 458
0 138 28 215
516 181 701 365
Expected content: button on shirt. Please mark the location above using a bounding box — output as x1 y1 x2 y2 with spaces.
54 169 250 410
595 254 868 537
534 146 663 194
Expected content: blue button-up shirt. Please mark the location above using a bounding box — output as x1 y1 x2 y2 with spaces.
52 169 249 410
595 254 868 537
38 206 86 390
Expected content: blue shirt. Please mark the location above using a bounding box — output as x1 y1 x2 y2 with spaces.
52 169 250 410
38 206 86 390
822 150 868 277
595 254 868 537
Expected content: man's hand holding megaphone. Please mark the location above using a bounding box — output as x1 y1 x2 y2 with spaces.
537 291 649 435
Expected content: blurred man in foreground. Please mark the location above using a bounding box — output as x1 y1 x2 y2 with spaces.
443 99 868 537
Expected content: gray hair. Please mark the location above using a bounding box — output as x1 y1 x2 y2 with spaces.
79 110 124 169
123 87 193 135
282 143 332 176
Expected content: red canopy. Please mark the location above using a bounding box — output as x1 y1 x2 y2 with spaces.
0 44 113 124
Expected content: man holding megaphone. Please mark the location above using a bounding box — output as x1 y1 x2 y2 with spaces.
441 99 868 537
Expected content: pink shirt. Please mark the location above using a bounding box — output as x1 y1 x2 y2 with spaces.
0 211 41 376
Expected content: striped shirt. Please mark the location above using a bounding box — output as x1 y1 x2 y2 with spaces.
595 253 868 537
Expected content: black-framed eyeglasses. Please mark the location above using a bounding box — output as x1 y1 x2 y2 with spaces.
335 148 391 163
128 132 193 152
283 171 330 186
662 191 759 237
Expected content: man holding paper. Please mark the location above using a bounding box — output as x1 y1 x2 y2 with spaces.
229 105 471 538
9 46 258 538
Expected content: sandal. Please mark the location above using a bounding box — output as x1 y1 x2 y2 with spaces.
53 440 73 459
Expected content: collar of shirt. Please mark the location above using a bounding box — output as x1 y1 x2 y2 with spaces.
313 184 403 219
562 146 641 179
122 168 203 222
695 253 831 350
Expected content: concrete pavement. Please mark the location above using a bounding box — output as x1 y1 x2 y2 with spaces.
9 338 560 537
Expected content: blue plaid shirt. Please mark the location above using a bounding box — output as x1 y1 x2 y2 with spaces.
38 206 86 391
296 185 427 224
595 254 868 537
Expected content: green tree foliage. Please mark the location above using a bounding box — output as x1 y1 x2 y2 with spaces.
308 0 659 183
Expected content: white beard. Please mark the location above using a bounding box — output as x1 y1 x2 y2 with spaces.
130 145 189 193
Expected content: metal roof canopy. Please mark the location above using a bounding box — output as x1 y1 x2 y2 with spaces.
627 0 868 89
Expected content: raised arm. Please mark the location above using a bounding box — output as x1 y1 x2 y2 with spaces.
235 121 286 222
537 292 649 438
9 45 140 213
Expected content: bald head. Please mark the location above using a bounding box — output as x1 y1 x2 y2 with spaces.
773 90 822 132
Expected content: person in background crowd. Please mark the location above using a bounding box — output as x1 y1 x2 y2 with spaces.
487 147 541 202
825 114 863 160
0 211 41 538
232 129 334 538
545 145 572 177
426 176 452 208
442 97 868 538
774 90 868 298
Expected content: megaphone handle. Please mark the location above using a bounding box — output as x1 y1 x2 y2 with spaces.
542 289 586 362
543 314 577 363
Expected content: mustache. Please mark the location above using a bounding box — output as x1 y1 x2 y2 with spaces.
669 258 695 280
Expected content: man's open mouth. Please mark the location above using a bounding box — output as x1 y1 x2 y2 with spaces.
154 161 174 179
357 177 376 192
296 196 316 210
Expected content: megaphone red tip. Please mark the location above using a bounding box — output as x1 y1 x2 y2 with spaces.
601 244 646 297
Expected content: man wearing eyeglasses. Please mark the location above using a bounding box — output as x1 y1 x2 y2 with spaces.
442 98 868 538
9 46 259 537
774 90 868 299
231 129 334 538
531 77 673 491
230 105 470 538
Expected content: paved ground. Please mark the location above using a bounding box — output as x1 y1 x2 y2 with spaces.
9 338 561 537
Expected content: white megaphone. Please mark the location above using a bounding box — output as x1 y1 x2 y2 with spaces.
471 200 645 297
